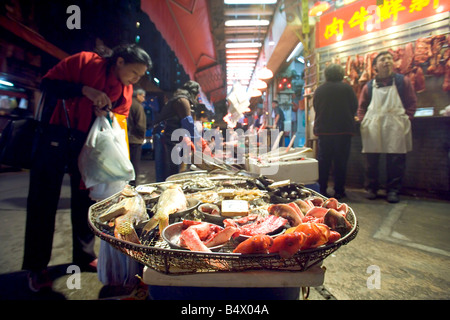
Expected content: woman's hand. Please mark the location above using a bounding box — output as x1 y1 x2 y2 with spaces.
82 85 112 116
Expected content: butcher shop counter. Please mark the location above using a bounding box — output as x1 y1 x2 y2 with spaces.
142 264 325 300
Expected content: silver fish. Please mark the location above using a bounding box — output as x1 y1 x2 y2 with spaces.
142 184 187 236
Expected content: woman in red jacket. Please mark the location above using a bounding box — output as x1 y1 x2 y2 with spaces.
23 44 152 292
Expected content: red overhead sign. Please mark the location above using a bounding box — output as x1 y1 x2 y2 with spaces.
316 0 449 48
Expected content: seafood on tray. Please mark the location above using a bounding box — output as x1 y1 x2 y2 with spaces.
233 221 340 258
179 220 239 252
142 184 188 236
268 197 352 235
98 185 149 244
223 214 287 237
230 196 353 257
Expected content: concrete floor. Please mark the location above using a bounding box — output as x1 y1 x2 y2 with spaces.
0 158 449 300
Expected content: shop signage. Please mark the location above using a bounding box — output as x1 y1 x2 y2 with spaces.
302 0 310 34
316 0 449 48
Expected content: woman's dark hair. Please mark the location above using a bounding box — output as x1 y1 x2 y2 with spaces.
324 63 344 82
182 80 200 96
179 80 201 102
105 44 152 70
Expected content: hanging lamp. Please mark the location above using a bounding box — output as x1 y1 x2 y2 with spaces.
258 66 273 80
255 79 268 90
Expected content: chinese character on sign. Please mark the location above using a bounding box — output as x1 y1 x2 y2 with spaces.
348 7 373 31
409 0 438 12
324 17 345 40
377 0 406 22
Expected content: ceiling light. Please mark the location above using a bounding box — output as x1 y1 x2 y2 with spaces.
227 59 256 63
226 54 258 59
226 49 259 54
0 79 14 87
226 42 262 48
255 79 267 90
224 0 277 5
225 19 270 27
286 42 304 62
249 88 262 97
257 66 273 80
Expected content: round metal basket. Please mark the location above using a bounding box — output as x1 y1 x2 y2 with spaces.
88 182 358 275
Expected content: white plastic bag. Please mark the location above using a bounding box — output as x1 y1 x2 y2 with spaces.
89 180 127 201
78 116 135 189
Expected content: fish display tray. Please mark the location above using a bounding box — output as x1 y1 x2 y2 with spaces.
88 181 358 275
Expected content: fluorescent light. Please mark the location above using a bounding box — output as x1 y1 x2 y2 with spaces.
153 77 160 84
225 0 277 4
0 79 14 87
226 49 259 54
226 42 262 48
226 54 258 59
225 19 270 27
286 42 303 62
227 59 256 63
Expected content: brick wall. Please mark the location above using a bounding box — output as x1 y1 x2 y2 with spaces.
345 117 450 199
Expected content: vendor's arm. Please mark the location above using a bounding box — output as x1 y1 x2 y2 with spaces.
357 84 370 121
402 76 417 120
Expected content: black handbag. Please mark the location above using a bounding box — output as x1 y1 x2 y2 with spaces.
0 93 85 170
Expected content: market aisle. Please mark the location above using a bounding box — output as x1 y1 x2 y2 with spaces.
0 159 449 300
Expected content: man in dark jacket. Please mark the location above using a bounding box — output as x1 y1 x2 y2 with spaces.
128 88 147 186
313 64 358 198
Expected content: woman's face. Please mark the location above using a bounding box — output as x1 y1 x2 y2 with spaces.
115 57 147 86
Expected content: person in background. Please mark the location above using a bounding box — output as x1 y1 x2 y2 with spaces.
357 51 417 203
153 80 211 182
313 63 358 199
271 100 285 146
128 88 147 186
194 104 209 134
23 44 152 292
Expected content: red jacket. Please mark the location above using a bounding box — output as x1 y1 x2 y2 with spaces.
44 51 133 133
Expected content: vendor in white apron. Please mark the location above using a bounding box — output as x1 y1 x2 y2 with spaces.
357 51 417 203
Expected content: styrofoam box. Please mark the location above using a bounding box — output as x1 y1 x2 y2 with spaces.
247 158 318 185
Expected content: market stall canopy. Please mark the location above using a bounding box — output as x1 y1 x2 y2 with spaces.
140 0 225 101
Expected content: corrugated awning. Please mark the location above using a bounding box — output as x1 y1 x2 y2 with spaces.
141 0 225 101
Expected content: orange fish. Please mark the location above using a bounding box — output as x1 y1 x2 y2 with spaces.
233 234 273 254
268 232 306 258
327 230 341 244
291 223 330 250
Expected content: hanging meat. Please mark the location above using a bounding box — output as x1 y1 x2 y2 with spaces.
443 59 450 91
389 47 403 73
414 38 432 65
359 52 377 83
410 66 426 93
399 43 414 75
427 35 447 76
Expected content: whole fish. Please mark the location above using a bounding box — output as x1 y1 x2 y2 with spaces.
109 185 148 244
142 184 187 236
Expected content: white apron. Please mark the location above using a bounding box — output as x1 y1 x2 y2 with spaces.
360 80 412 153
